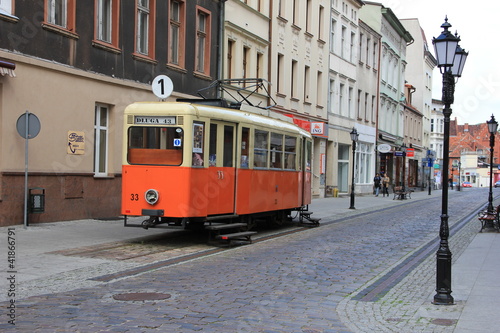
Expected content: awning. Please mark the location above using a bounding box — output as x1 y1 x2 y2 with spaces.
0 60 16 77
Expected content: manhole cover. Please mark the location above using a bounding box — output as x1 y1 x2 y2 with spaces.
431 318 457 326
113 292 171 301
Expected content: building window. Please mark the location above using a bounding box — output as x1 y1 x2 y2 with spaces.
341 26 346 59
48 0 67 27
0 0 13 15
45 0 76 33
304 66 310 102
330 18 336 53
137 0 149 54
94 104 109 176
227 40 234 79
243 46 249 79
256 52 264 80
350 32 355 62
318 6 324 40
306 0 312 33
195 6 211 75
136 0 156 57
277 53 284 94
328 79 335 113
95 0 120 49
316 71 322 106
168 0 185 67
291 60 298 98
339 83 344 116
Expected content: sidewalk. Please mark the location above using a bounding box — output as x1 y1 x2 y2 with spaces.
1 188 499 331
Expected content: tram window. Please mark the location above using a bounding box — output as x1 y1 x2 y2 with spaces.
223 125 234 167
127 127 183 165
209 124 217 166
192 122 205 166
270 133 283 169
240 127 250 168
306 140 312 171
254 129 268 168
284 135 297 170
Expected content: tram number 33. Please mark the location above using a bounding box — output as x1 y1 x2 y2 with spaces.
130 193 139 201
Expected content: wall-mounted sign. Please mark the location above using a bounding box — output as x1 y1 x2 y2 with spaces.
310 122 327 137
377 144 391 153
406 148 415 157
68 131 85 155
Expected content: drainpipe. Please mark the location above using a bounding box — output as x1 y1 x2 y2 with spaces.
217 0 227 99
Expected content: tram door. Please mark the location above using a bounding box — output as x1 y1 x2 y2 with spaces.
207 121 236 215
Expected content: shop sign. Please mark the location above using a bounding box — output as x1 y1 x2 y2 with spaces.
377 144 391 153
406 148 415 157
310 122 327 137
67 131 85 155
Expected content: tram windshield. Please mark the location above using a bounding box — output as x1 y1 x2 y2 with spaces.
127 126 183 165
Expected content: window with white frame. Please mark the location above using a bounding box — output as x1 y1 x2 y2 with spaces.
96 0 112 43
48 0 67 27
356 142 373 184
137 0 149 55
0 0 13 15
94 104 109 176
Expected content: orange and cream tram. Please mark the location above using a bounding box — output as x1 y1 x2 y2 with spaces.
121 99 313 230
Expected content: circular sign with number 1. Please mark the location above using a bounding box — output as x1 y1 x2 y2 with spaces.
152 75 174 99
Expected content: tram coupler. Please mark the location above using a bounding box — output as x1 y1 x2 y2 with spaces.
141 217 160 229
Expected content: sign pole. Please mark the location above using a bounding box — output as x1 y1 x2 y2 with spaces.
23 111 29 228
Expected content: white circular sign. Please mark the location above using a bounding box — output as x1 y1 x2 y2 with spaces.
377 144 391 153
152 75 173 99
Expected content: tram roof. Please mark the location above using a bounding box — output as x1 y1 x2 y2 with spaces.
125 101 312 138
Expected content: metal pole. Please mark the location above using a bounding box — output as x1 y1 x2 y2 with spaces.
428 164 432 195
488 133 495 213
24 111 29 228
349 140 356 209
434 69 454 305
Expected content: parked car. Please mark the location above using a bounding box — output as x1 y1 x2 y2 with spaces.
462 181 472 188
495 180 500 188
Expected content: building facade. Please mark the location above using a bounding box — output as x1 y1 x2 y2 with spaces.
360 2 413 189
0 1 222 226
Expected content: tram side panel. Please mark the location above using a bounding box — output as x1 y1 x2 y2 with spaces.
235 169 302 215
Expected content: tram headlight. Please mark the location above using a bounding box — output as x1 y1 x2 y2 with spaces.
145 189 159 205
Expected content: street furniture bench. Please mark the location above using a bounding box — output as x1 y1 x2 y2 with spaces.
478 206 500 232
393 186 412 200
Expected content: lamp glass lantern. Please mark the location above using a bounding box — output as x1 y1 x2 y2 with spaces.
432 17 460 72
487 115 498 134
350 128 359 142
451 44 468 78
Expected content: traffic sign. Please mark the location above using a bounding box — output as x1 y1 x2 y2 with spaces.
16 112 41 139
152 75 173 99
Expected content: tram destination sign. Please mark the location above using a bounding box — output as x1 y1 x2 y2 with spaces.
135 116 176 125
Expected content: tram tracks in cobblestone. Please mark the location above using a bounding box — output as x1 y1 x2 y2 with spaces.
50 194 491 286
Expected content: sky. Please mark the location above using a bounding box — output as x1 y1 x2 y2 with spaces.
389 0 500 126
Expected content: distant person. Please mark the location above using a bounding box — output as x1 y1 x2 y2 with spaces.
382 173 390 197
374 173 381 197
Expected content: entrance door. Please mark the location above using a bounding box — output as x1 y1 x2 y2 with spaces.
207 121 236 215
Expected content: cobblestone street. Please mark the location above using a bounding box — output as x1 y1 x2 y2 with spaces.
0 189 494 332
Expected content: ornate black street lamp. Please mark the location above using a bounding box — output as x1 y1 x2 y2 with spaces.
401 143 407 190
349 128 359 209
432 17 468 305
487 115 498 213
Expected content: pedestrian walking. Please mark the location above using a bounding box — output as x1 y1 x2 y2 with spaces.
382 173 390 197
373 173 381 196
